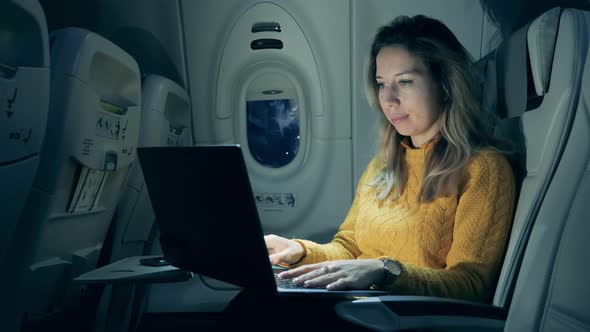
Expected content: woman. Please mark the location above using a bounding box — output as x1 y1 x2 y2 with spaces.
265 14 515 303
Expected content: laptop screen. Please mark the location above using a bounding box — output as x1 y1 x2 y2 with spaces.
137 145 277 294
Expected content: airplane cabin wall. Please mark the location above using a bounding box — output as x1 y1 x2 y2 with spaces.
182 0 353 243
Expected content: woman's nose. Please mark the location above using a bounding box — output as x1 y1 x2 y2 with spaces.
380 86 400 108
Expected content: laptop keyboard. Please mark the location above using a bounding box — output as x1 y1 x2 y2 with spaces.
274 273 305 289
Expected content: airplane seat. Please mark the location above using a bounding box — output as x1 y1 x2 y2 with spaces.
502 7 590 331
0 1 50 331
490 5 562 309
335 7 590 331
6 27 142 330
92 74 193 332
109 74 192 263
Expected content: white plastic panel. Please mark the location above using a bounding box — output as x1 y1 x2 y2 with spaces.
0 68 49 257
215 2 318 203
12 28 142 321
0 2 49 331
0 0 50 258
0 67 48 162
213 1 352 240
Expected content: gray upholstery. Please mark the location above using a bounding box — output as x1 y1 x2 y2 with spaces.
493 6 565 308
527 7 560 96
504 8 590 331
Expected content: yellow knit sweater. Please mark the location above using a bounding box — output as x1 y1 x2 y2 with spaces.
294 144 515 302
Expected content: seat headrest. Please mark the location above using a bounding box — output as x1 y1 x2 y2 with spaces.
527 7 561 96
496 21 529 119
495 7 561 118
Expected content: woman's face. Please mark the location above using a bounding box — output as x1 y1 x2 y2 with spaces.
376 46 443 147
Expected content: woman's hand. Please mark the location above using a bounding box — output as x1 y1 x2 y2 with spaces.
277 259 384 290
264 234 306 265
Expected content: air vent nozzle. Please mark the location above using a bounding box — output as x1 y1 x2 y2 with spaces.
252 22 281 33
251 39 283 50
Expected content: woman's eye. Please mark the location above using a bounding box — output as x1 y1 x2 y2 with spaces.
376 82 385 89
399 79 413 86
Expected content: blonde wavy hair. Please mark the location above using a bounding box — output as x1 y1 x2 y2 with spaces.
366 15 494 202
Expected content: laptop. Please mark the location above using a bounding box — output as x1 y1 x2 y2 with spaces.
137 145 387 297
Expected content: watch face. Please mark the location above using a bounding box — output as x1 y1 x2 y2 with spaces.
384 259 401 276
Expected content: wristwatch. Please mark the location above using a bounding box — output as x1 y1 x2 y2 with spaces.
379 258 402 285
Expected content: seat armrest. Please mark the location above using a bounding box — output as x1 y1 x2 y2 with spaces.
335 295 506 331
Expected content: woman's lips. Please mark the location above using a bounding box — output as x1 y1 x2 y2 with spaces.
390 114 409 124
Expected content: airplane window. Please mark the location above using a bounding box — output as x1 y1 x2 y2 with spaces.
247 98 300 168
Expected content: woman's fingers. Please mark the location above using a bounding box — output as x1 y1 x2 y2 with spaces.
265 235 292 265
264 234 281 253
325 278 350 290
278 263 324 279
265 235 305 265
301 272 341 288
268 252 284 265
278 263 341 288
279 259 383 290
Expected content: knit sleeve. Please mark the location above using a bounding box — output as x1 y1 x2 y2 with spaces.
384 151 516 302
290 159 380 267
